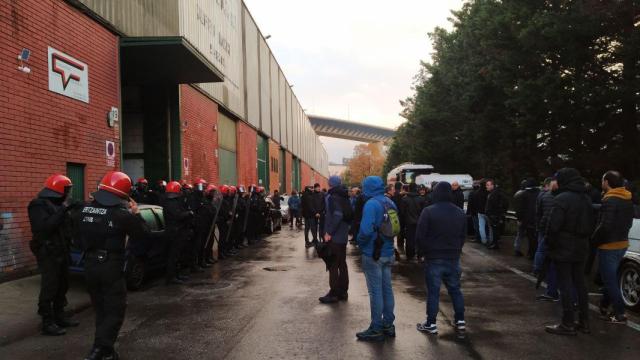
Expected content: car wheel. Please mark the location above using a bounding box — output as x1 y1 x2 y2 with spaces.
126 256 145 291
619 261 640 311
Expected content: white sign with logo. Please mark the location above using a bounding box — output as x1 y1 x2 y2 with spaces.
106 141 116 167
48 47 89 103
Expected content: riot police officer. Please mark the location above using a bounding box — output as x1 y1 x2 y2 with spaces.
216 185 232 259
28 174 80 336
163 181 194 284
75 171 151 360
233 185 249 249
200 184 220 266
189 178 208 271
131 177 151 204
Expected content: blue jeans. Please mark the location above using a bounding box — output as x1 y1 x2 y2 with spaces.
477 214 489 244
533 234 558 297
598 248 627 316
424 259 465 324
362 255 395 331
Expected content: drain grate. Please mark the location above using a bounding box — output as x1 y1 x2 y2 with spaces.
263 265 295 272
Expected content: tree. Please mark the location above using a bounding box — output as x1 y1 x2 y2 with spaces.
344 143 386 186
384 0 640 191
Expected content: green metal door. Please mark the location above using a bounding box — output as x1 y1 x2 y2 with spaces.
279 149 286 193
257 135 269 188
292 157 301 192
66 163 85 201
218 113 237 185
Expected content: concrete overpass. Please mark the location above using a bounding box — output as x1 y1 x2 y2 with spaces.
308 115 395 143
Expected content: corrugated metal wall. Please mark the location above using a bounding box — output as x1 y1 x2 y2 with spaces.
258 36 271 137
242 7 260 129
269 54 280 144
76 0 179 36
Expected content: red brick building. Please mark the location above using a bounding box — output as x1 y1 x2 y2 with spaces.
0 0 329 281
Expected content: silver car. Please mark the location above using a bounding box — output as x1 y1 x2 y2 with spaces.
620 218 640 311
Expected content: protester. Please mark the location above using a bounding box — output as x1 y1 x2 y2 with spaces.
592 170 634 324
514 178 540 258
534 177 559 301
451 181 465 209
301 186 317 247
351 188 366 245
314 183 326 237
401 182 426 260
466 183 481 242
288 190 302 229
356 176 397 342
475 179 490 245
415 182 467 338
545 168 594 336
391 182 405 252
485 179 508 250
319 176 351 304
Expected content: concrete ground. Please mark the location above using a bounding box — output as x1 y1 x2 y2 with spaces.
0 227 639 359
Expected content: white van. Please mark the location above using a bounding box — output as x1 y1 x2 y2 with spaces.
620 218 640 311
415 173 474 190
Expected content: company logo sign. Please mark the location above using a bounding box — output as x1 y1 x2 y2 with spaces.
48 47 89 103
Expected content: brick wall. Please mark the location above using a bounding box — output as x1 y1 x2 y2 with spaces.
236 121 257 187
268 139 280 193
301 162 313 189
180 85 219 185
0 0 120 280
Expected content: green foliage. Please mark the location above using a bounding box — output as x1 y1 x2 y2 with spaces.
385 0 640 190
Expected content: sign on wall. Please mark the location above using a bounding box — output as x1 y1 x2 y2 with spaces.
48 47 89 103
106 140 116 167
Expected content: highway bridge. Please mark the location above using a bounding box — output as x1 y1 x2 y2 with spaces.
308 115 396 143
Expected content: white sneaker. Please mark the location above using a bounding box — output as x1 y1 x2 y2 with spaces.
417 321 438 334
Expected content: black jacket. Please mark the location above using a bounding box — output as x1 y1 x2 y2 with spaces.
354 194 366 223
536 190 555 233
452 188 465 209
401 192 426 225
28 196 72 259
301 190 314 218
466 189 479 215
312 191 326 216
476 188 489 215
546 169 595 263
592 188 634 247
516 188 540 228
163 196 193 232
486 189 508 219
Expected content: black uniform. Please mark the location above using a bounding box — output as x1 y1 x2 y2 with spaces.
27 193 74 331
247 192 261 244
163 195 193 281
232 194 248 248
131 186 152 204
75 193 150 352
188 190 207 269
203 194 222 262
217 195 234 257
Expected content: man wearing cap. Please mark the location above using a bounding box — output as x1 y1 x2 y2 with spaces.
74 171 152 360
28 174 80 336
319 175 351 303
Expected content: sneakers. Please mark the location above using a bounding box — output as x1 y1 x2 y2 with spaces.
536 294 560 302
356 327 385 342
416 321 438 334
454 320 467 339
318 293 339 304
545 323 577 336
382 324 396 337
602 314 627 324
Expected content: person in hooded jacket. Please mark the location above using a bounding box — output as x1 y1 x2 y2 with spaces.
485 179 509 250
301 186 318 247
544 168 594 336
534 177 560 301
28 174 80 336
592 170 634 324
356 176 397 342
515 178 540 258
318 176 351 304
415 182 467 338
401 182 426 260
74 171 152 360
466 183 481 242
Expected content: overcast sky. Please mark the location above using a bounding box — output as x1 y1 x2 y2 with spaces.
244 0 465 163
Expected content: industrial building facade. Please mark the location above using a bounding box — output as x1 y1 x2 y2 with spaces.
0 0 329 281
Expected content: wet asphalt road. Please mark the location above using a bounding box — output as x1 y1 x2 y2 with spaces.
1 227 639 360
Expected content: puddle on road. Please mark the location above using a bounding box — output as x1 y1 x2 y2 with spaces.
263 265 296 272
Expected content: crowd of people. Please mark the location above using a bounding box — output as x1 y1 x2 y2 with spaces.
25 166 638 357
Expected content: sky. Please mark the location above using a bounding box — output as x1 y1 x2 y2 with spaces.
244 0 465 163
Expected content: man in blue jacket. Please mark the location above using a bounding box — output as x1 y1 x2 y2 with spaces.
356 176 397 342
415 182 467 338
319 176 351 303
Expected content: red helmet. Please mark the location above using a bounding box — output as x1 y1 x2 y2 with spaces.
166 181 182 193
205 184 217 195
136 177 148 185
194 178 207 185
219 185 230 196
229 186 237 195
98 171 132 199
44 174 72 195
